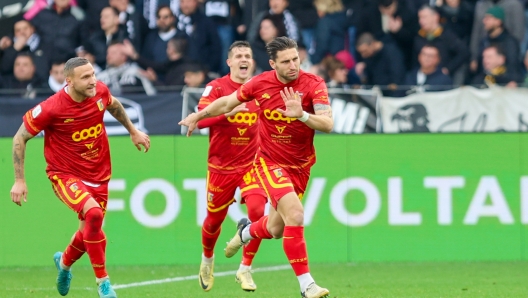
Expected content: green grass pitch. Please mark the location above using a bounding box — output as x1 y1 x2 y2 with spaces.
1 261 527 297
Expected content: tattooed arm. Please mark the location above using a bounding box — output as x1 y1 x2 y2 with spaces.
107 96 151 152
10 124 36 206
305 103 334 133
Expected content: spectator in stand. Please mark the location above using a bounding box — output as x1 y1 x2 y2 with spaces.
202 0 242 75
24 0 78 20
288 0 319 53
356 0 419 69
435 0 474 45
310 0 348 65
85 6 128 67
31 0 85 61
472 44 520 87
469 0 524 70
355 32 406 96
238 0 269 39
298 44 313 72
122 38 191 86
178 0 222 73
142 5 181 63
183 62 212 87
251 14 287 73
0 20 51 81
139 0 180 29
322 55 349 88
97 42 156 95
522 50 528 87
75 44 103 74
77 0 109 33
110 0 149 52
0 53 44 97
46 60 67 92
470 6 520 78
404 44 453 94
413 5 469 82
247 0 302 45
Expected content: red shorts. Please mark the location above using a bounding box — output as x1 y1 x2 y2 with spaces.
253 156 310 209
206 168 267 213
49 174 108 220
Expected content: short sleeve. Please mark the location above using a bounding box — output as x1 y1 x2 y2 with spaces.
98 81 112 107
23 100 53 135
198 83 221 111
309 80 330 106
236 78 256 103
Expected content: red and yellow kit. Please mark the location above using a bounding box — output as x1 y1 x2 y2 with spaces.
23 81 113 214
198 75 265 211
236 70 330 207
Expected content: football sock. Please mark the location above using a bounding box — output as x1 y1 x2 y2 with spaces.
62 230 86 269
96 276 109 284
83 207 108 279
298 273 315 292
202 253 214 264
248 215 273 240
238 264 251 272
283 226 309 276
242 194 266 265
202 208 228 258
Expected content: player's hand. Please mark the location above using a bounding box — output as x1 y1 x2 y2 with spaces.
131 130 150 152
225 103 247 117
10 180 28 206
178 113 199 137
277 87 303 118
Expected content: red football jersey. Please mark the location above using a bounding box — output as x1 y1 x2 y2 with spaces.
198 75 259 174
236 70 329 171
23 81 113 183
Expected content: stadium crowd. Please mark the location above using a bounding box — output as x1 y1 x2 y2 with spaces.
1 0 528 98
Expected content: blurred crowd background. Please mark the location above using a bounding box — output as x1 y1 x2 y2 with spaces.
1 0 528 98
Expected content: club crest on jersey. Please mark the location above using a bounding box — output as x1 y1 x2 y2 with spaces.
207 192 214 202
96 99 104 111
274 169 283 178
237 127 247 136
261 93 270 99
69 183 79 192
275 125 286 134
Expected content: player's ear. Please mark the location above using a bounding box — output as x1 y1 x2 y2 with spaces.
269 59 275 70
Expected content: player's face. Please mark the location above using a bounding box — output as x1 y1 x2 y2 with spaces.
68 64 97 98
270 48 300 83
227 47 253 82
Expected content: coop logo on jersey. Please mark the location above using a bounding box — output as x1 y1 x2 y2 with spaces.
264 109 297 123
237 127 247 136
227 112 258 126
275 125 286 134
32 104 42 118
96 99 104 111
72 123 103 142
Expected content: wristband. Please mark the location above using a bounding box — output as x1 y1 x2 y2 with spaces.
298 111 310 122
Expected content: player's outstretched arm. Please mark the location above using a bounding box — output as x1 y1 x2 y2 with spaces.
179 91 247 136
197 103 247 129
107 96 150 152
11 124 36 206
278 87 334 133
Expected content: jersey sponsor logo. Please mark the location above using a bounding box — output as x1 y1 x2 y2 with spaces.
32 105 42 118
314 89 327 94
275 125 286 134
237 127 247 136
261 93 270 99
64 118 75 123
85 142 95 150
202 85 213 96
264 109 297 123
227 112 257 126
72 123 103 142
97 99 104 111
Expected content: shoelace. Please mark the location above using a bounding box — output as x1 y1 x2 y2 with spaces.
201 264 212 279
240 270 254 284
58 270 71 280
99 281 110 294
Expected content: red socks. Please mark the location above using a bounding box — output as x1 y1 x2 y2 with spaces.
202 208 228 258
242 194 266 265
62 230 86 267
249 215 273 239
283 226 309 276
83 207 107 278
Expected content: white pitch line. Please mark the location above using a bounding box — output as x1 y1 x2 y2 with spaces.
113 264 291 290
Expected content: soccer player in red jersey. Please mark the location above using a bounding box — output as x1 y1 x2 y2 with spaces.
9 57 150 298
179 36 333 298
196 41 268 292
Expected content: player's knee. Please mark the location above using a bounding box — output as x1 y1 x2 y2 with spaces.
84 207 104 230
285 210 304 227
269 225 284 239
247 206 265 222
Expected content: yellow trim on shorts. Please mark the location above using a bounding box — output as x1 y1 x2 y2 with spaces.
53 175 85 204
260 158 293 189
240 184 259 193
207 197 236 212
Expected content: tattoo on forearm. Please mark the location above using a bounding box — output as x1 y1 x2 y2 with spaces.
107 99 135 132
314 104 333 118
12 124 33 180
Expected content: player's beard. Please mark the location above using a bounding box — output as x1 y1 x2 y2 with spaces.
279 68 299 82
73 84 96 98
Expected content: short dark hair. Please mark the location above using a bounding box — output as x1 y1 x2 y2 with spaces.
485 44 505 57
418 5 440 15
266 36 297 61
356 32 377 47
421 43 440 54
168 37 188 54
377 0 396 8
103 6 120 17
64 57 90 77
15 52 34 65
51 59 67 67
157 5 174 18
228 40 251 57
